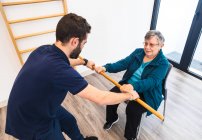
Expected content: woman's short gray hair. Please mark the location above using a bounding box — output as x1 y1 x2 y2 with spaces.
145 30 165 44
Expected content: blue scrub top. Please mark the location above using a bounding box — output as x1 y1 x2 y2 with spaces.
5 44 88 139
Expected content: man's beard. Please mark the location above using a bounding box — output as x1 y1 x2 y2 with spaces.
70 44 81 59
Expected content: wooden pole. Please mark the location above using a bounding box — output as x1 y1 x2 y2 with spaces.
99 71 164 121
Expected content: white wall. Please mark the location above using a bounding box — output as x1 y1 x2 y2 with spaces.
0 0 154 107
0 12 21 107
67 0 154 72
0 0 63 107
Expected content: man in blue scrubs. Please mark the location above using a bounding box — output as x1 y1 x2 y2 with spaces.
5 13 139 140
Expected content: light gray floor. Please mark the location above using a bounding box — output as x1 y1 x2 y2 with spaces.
1 67 202 140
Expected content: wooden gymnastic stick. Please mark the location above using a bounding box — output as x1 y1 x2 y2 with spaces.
79 56 164 121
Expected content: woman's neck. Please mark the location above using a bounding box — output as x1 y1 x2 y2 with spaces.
143 55 156 63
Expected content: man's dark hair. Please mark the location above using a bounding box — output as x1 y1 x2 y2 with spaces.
56 13 91 44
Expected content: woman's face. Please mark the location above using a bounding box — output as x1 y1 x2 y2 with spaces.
143 36 163 59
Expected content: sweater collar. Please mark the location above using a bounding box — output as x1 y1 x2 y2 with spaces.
135 49 165 66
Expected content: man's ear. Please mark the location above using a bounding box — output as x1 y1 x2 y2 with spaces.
70 37 79 48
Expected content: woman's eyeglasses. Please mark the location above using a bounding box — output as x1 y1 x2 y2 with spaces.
143 42 159 48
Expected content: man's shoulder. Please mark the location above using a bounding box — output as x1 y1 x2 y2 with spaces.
32 44 52 53
28 44 53 60
32 44 67 65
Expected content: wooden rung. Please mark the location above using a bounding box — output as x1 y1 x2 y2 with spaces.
2 0 60 6
15 30 55 40
20 47 36 54
9 13 64 24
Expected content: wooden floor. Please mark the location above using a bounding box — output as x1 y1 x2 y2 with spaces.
1 67 202 140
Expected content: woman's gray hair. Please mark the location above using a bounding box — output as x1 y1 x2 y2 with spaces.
145 30 165 44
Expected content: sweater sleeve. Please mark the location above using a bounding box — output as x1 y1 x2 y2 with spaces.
132 63 169 93
104 49 138 73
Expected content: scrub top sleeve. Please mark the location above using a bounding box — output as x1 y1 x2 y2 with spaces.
52 63 88 95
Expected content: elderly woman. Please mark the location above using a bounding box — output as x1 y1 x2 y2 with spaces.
95 30 169 140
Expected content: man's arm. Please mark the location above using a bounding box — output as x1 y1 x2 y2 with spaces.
77 84 139 105
69 58 85 66
69 58 95 69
